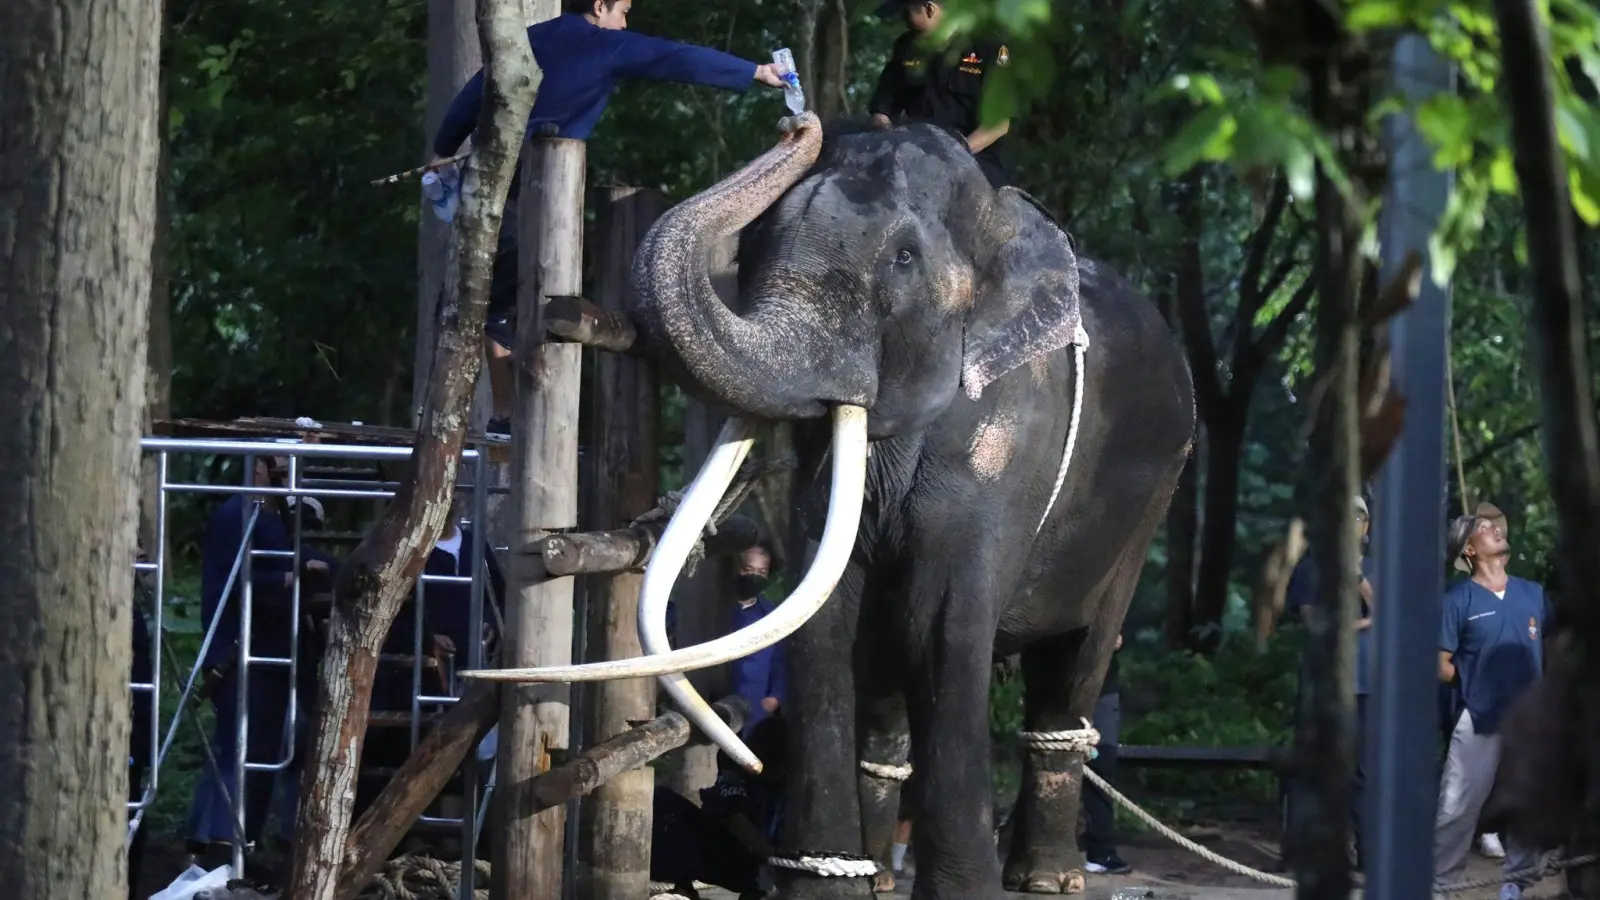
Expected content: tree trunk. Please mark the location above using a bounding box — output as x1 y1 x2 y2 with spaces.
494 126 586 900
578 186 666 900
142 1 175 562
1492 1 1600 894
1164 452 1198 650
282 0 538 896
0 0 161 895
1190 407 1246 652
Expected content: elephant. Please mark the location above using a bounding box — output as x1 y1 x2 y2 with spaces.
470 112 1194 900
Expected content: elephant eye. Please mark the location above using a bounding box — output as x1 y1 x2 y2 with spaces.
895 248 915 266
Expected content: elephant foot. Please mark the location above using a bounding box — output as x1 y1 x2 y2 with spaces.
1003 854 1088 894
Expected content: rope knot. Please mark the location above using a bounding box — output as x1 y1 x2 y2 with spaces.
1017 717 1100 757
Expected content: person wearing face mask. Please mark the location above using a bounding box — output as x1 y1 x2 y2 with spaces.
728 543 788 736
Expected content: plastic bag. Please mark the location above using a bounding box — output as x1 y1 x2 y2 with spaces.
150 863 233 900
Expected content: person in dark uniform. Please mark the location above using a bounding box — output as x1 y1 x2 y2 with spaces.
1082 632 1130 874
868 0 1015 189
428 0 788 436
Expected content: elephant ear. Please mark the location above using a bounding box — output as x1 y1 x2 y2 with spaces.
960 187 1091 401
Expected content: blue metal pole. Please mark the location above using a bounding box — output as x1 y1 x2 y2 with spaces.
1367 31 1456 900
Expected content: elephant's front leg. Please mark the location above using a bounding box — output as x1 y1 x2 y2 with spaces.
904 602 1006 900
777 558 875 900
858 691 911 893
1002 632 1097 895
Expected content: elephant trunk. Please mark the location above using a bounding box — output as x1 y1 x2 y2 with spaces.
628 112 849 420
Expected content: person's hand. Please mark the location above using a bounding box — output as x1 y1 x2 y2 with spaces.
1359 577 1374 605
433 634 457 656
871 113 892 129
754 64 787 88
1114 633 1123 651
761 696 780 714
1355 617 1373 631
304 559 330 575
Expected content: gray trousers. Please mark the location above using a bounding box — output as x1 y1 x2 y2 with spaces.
1434 710 1539 889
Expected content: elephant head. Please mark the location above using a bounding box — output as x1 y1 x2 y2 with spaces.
464 114 1089 772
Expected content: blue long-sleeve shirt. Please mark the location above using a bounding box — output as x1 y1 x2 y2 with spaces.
199 494 338 669
433 13 758 160
729 596 788 734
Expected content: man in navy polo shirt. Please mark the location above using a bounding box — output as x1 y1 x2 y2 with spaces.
1434 512 1551 899
727 544 788 736
428 0 787 436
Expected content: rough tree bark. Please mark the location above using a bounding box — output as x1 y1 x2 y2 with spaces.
1171 168 1315 653
282 0 538 896
0 0 161 895
577 186 666 900
795 0 851 119
142 1 175 562
1491 0 1600 893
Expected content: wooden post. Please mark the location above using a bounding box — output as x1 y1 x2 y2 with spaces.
576 186 667 900
666 234 741 800
495 136 586 900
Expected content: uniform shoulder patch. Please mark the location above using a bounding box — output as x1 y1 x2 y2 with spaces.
997 45 1010 66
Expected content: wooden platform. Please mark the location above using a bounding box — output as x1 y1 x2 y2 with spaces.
152 416 511 447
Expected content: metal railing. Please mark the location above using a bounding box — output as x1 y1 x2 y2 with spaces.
127 436 496 897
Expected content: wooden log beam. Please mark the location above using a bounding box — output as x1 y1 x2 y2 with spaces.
334 681 500 900
544 294 638 353
577 186 666 900
529 696 750 816
537 514 762 577
496 130 585 899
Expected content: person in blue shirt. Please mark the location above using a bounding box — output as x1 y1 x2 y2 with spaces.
428 0 788 436
1278 494 1375 871
185 454 340 861
727 544 788 736
1434 511 1551 899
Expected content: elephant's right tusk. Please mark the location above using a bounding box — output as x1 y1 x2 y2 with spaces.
461 405 871 773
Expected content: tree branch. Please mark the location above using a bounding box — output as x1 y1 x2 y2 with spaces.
1236 170 1291 323
1172 169 1223 418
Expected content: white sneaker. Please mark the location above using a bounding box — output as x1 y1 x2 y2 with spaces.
1479 833 1507 859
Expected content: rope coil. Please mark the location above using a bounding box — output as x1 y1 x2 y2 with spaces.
1017 717 1100 756
859 760 913 782
363 855 491 900
767 850 880 878
630 455 795 577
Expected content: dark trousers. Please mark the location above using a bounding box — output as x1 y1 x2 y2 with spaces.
187 667 301 846
128 685 154 900
1082 691 1121 859
650 786 762 894
429 209 520 353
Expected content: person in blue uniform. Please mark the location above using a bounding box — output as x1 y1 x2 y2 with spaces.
429 0 788 436
726 544 788 737
185 455 340 861
1278 495 1376 871
1082 633 1130 875
1434 512 1552 900
868 0 1015 189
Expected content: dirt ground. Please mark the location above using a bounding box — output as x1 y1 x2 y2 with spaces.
132 819 1568 900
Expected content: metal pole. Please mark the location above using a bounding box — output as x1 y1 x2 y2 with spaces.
460 452 488 900
1368 32 1455 900
234 454 257 877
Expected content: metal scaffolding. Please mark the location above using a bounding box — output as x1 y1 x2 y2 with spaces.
125 435 499 898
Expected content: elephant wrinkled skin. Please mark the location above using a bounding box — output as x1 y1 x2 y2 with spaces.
633 114 1196 900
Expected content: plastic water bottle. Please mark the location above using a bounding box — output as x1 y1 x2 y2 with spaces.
771 48 806 115
421 167 459 223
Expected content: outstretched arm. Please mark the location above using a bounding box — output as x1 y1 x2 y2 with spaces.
606 30 766 91
434 68 486 159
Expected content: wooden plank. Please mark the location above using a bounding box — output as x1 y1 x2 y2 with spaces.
151 416 510 447
496 133 585 900
335 681 500 900
577 186 666 900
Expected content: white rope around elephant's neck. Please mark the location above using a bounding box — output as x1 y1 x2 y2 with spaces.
1035 344 1087 536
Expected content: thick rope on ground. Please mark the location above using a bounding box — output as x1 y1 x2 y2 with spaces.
768 850 879 878
362 854 491 900
859 759 913 781
630 455 795 577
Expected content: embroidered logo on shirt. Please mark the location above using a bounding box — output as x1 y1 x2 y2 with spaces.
962 52 982 64
1529 617 1538 639
997 45 1010 66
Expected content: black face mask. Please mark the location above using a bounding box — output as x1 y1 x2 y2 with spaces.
734 574 769 599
